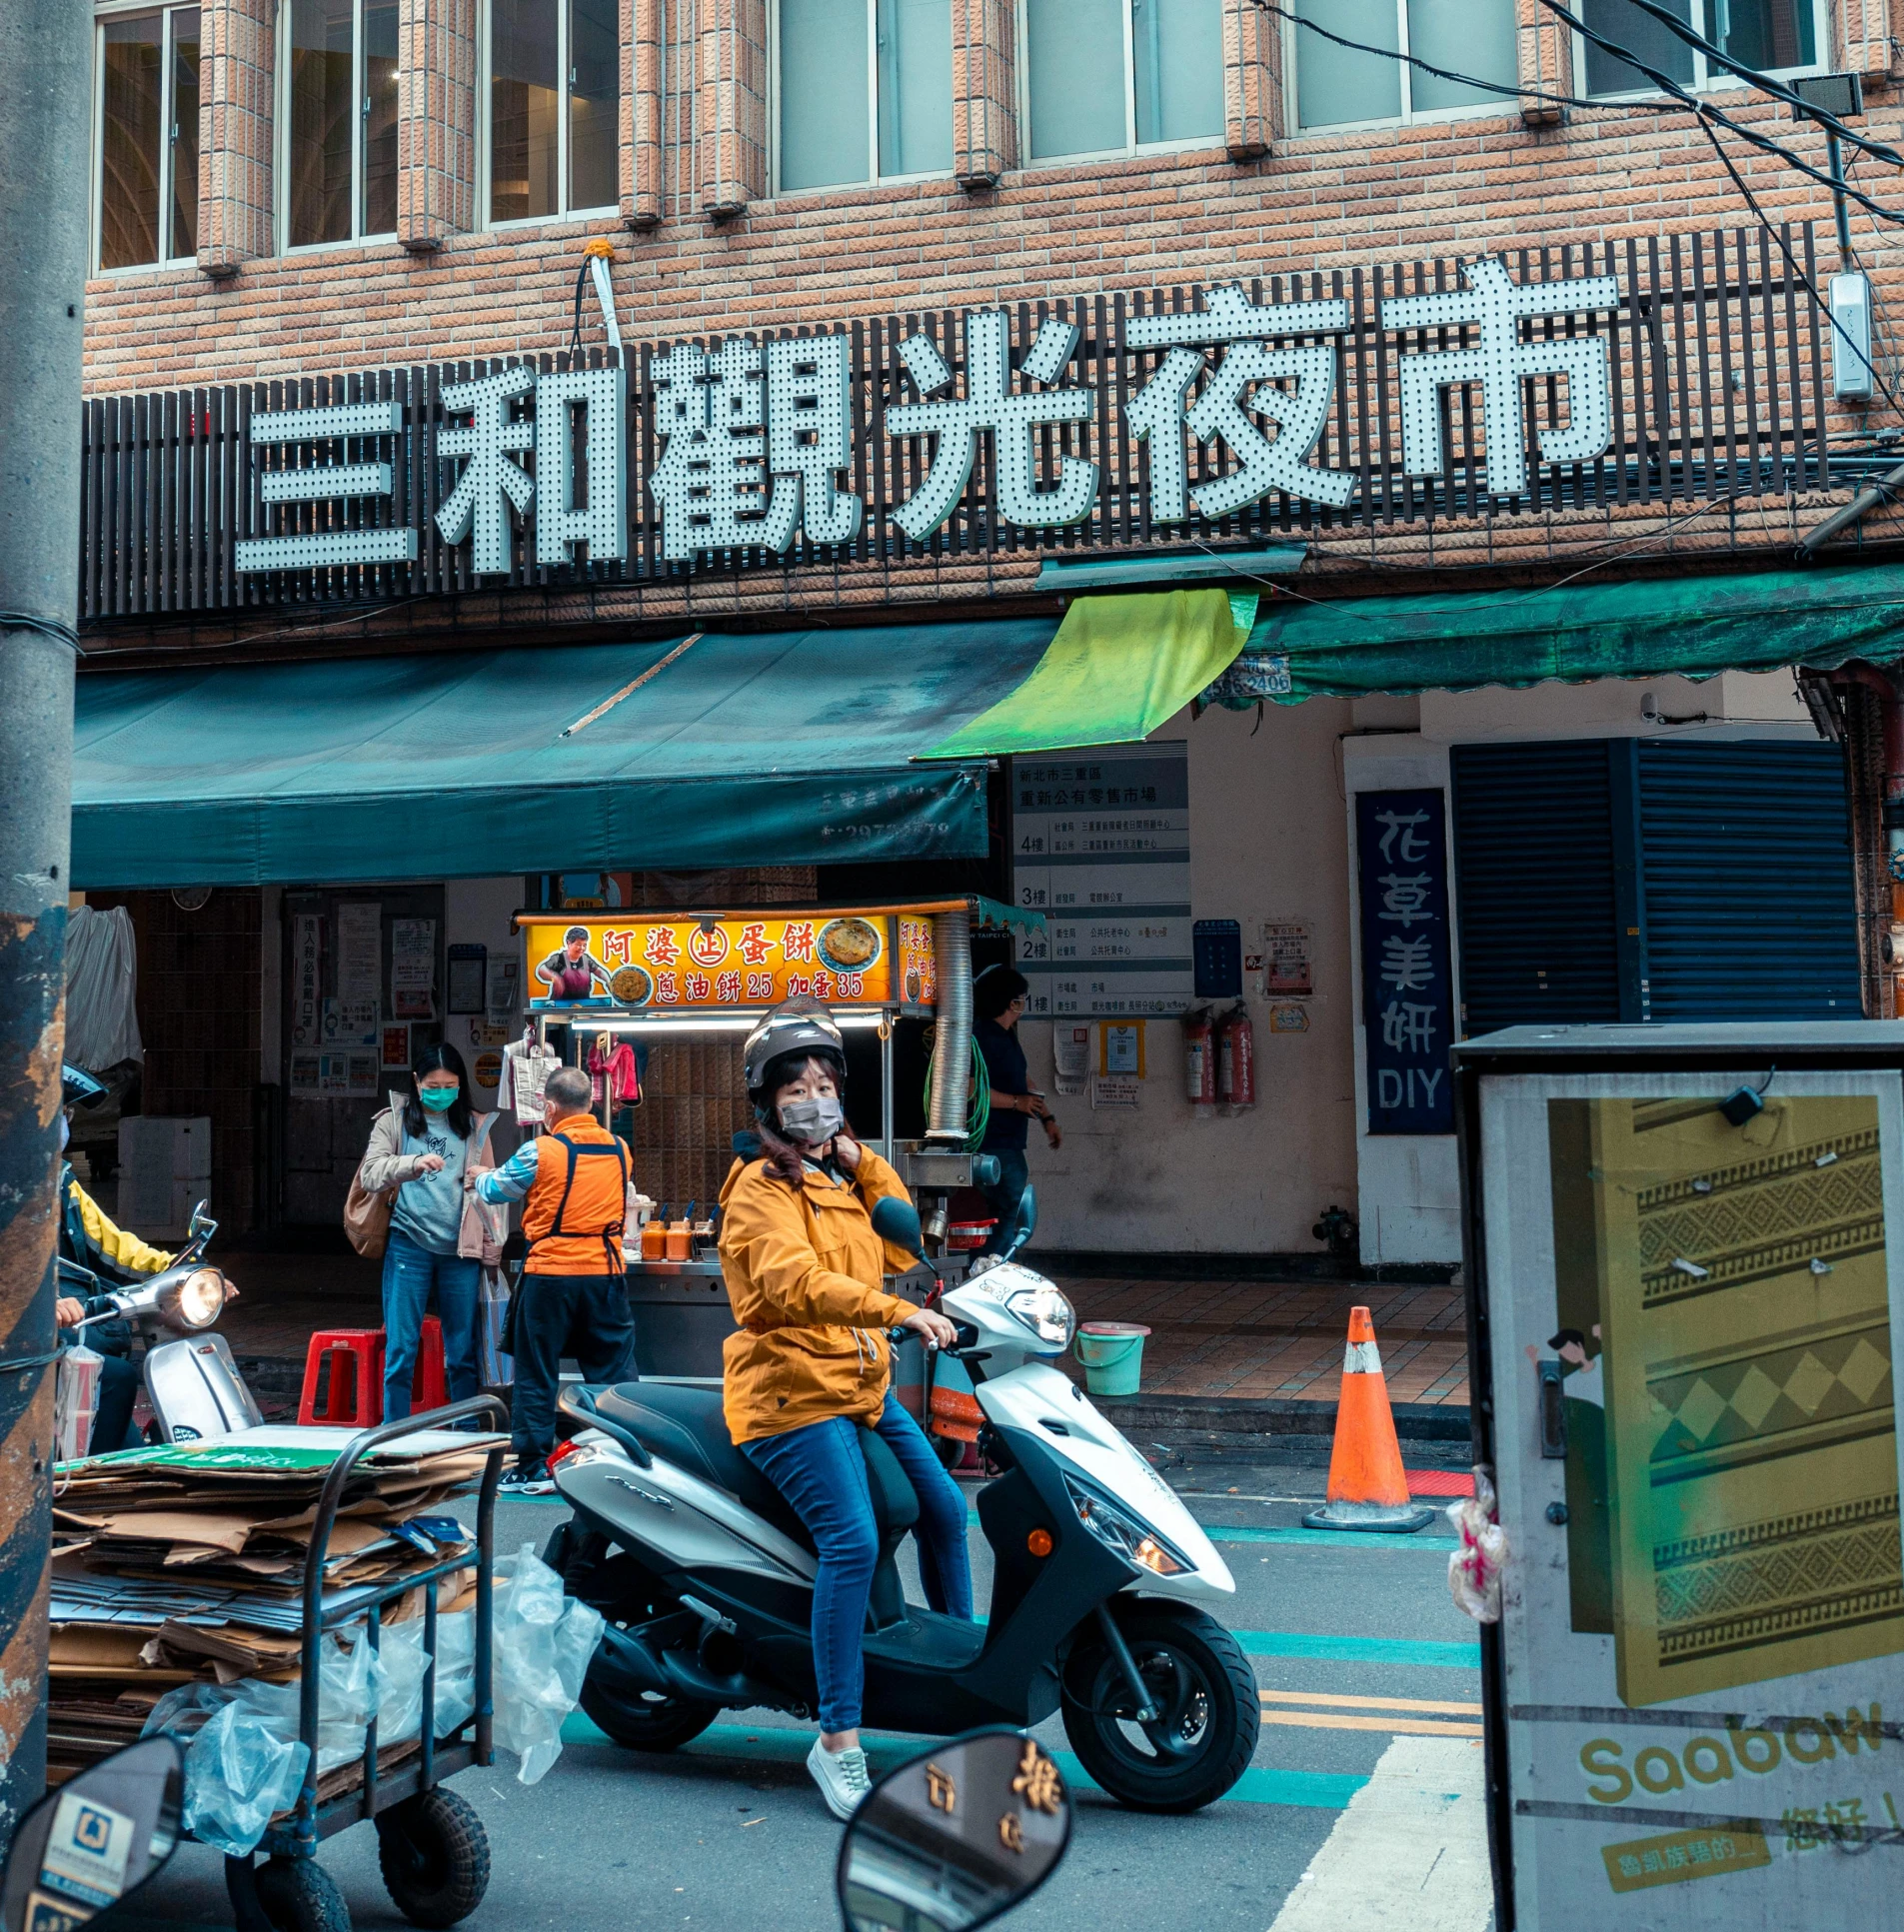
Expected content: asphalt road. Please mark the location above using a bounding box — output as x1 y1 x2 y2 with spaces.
126 1449 1488 1932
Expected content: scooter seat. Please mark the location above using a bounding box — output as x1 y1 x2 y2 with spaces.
593 1382 920 1554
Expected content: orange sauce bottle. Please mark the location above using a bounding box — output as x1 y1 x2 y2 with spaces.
666 1199 695 1261
642 1204 669 1262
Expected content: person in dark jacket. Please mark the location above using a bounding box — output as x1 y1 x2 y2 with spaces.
971 967 1059 1254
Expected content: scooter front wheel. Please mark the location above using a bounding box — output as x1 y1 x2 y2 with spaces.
1060 1603 1261 1813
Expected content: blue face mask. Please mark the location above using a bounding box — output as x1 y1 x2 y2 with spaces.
419 1084 460 1112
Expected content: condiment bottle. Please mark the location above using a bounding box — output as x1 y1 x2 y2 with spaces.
642 1204 670 1261
666 1200 695 1261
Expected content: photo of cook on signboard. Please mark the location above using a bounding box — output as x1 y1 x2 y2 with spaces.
535 926 615 1003
1488 1072 1904 1926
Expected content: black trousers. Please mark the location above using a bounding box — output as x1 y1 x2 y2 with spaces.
94 1353 143 1452
510 1271 636 1463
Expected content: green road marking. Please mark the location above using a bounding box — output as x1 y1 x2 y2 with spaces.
1239 1629 1479 1667
1211 1525 1458 1551
563 1715 1366 1809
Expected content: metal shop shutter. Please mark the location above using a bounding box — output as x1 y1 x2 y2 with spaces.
1636 740 1861 1020
1450 743 1624 1035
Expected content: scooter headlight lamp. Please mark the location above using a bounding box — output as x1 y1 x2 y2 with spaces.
164 1267 227 1331
1062 1475 1189 1576
1002 1282 1075 1348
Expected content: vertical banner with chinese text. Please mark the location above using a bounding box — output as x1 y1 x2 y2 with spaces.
1356 789 1454 1134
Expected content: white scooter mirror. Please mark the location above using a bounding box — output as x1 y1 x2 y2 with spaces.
999 1186 1036 1260
0 1736 183 1930
837 1729 1069 1932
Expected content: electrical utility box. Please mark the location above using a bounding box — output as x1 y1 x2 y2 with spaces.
1451 1023 1904 1930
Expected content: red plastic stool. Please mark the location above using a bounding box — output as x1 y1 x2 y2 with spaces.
298 1330 382 1426
373 1316 449 1417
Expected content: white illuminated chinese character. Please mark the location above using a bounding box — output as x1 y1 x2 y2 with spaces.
1377 874 1435 928
236 399 419 572
536 363 628 565
1381 1000 1438 1054
1374 808 1431 864
1381 257 1619 498
1126 286 1354 517
1379 936 1435 992
888 311 1097 539
436 366 536 575
650 338 864 559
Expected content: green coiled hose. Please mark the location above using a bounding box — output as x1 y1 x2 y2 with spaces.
921 1034 990 1153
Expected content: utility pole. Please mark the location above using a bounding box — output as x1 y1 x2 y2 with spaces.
0 0 90 1841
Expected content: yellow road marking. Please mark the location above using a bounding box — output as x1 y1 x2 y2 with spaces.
1257 1688 1483 1716
1257 1711 1485 1738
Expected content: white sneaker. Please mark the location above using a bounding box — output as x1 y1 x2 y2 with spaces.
808 1737 872 1819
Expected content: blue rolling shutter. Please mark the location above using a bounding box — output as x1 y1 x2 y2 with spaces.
1636 741 1861 1020
1450 743 1623 1035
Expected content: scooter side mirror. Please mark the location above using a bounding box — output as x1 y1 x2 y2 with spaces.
0 1735 183 1930
837 1729 1069 1932
870 1196 927 1262
186 1200 216 1244
999 1186 1037 1261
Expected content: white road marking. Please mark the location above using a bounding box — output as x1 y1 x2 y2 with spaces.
1264 1735 1493 1931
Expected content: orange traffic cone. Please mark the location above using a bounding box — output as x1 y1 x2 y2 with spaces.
1302 1306 1437 1533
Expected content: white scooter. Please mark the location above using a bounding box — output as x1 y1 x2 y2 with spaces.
63 1200 262 1448
545 1191 1262 1812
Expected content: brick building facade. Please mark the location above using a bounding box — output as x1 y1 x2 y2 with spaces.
74 1 1893 1260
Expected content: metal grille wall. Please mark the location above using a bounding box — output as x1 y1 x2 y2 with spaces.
1636 740 1861 1019
1450 743 1624 1034
1450 737 1859 1035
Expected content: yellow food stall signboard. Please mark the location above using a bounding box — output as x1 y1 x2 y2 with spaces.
525 916 901 1009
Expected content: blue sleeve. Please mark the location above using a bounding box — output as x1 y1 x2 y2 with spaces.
477 1141 540 1204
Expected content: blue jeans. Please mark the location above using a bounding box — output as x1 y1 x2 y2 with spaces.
979 1149 1030 1254
742 1396 973 1734
381 1227 481 1420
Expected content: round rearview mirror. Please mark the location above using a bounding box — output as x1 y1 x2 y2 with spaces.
187 1201 214 1239
0 1736 183 1931
870 1195 927 1262
837 1729 1069 1932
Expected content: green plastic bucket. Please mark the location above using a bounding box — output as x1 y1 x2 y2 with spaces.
1074 1321 1150 1396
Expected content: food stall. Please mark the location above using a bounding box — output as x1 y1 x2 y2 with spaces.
512 898 1036 1380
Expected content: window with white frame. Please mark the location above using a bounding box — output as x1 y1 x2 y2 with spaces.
487 0 619 223
776 0 952 193
1292 0 1516 131
96 5 200 271
1023 0 1223 162
1580 0 1824 97
284 0 399 246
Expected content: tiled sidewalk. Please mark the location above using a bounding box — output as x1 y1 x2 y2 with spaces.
1045 1273 1470 1410
211 1253 1470 1413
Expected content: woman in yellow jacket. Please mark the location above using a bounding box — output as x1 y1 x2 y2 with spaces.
719 1000 970 1820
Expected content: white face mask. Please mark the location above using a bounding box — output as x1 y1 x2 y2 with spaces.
59 1113 70 1154
778 1095 844 1146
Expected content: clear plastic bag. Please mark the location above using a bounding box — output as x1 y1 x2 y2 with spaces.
173 1699 311 1859
54 1343 103 1463
1446 1468 1508 1624
433 1610 477 1740
490 1543 603 1785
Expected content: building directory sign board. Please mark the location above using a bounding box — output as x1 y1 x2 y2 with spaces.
1355 788 1455 1134
1012 744 1190 1017
1470 1052 1904 1929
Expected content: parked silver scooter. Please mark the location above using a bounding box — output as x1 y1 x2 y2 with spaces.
64 1200 262 1447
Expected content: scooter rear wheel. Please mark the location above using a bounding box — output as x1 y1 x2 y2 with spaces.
579 1672 721 1752
1060 1603 1260 1813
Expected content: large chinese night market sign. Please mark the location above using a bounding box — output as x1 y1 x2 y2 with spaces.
522 914 938 1012
80 226 1832 619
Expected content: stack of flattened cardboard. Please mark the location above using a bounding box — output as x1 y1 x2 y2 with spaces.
49 1426 502 1782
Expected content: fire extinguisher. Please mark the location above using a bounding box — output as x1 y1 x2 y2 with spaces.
1183 1006 1215 1107
1216 1001 1256 1111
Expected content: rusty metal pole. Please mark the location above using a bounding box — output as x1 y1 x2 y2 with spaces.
0 0 90 1839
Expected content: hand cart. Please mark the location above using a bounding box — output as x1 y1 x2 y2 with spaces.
219 1396 509 1932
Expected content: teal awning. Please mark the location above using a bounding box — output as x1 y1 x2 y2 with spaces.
1220 563 1904 705
71 622 1055 888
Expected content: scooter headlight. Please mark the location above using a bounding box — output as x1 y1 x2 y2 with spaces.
162 1267 227 1331
1002 1282 1074 1348
1062 1475 1189 1576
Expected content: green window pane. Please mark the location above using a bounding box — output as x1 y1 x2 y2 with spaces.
1713 0 1815 69
1294 0 1400 130
876 0 951 178
364 0 400 234
1026 0 1125 160
492 0 560 220
101 13 164 270
170 9 202 260
1407 0 1515 113
289 0 356 246
1132 0 1221 147
1581 0 1695 98
570 0 619 209
780 0 870 191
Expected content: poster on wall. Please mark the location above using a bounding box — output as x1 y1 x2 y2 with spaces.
391 919 436 1019
1260 920 1313 996
290 916 322 1047
1355 789 1453 1135
336 902 381 1005
1476 1065 1904 1926
290 1050 378 1096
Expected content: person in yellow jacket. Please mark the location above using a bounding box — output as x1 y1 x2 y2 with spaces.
718 999 969 1821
